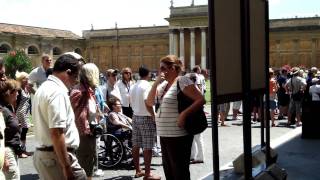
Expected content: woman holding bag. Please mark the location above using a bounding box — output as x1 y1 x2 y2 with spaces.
146 55 205 180
70 63 100 180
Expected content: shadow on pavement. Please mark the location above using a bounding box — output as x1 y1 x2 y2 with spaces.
276 134 320 180
103 176 133 180
21 173 39 180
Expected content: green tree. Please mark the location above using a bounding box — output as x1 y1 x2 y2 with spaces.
3 50 32 79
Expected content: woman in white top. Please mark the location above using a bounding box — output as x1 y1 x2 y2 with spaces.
117 67 134 118
146 55 205 180
70 63 100 180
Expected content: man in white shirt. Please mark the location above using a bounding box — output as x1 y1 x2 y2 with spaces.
28 54 52 93
32 53 86 180
309 78 320 101
130 66 160 180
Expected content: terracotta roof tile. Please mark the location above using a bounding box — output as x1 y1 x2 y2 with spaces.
0 23 81 39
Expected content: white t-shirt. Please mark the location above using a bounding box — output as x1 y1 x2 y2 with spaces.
129 80 151 116
98 82 122 103
117 80 134 107
32 75 80 148
28 66 47 88
309 84 320 101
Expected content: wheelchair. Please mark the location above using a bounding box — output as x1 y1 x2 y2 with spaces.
98 116 133 168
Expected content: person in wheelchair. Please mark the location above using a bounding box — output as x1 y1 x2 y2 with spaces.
107 98 132 145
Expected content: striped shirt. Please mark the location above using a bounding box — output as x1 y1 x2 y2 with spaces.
155 76 193 137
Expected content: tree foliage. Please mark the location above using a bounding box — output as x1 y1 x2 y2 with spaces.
3 50 32 79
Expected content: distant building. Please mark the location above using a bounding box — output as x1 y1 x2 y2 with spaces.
0 23 85 67
1 5 320 71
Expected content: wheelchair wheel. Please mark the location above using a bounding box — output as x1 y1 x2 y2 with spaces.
98 134 123 168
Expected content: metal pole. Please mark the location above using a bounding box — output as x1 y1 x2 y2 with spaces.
208 0 220 179
240 0 253 179
264 0 272 167
260 95 265 147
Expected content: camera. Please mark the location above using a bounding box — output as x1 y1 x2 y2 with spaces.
90 121 103 137
13 144 25 155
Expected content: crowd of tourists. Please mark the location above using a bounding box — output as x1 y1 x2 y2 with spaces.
0 53 208 180
218 65 320 128
1 50 316 179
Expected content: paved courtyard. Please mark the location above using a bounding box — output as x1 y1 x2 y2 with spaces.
20 105 296 180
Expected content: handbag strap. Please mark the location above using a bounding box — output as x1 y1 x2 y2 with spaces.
177 79 181 92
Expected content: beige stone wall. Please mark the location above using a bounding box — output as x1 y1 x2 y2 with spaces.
84 27 169 72
269 30 320 68
0 34 85 68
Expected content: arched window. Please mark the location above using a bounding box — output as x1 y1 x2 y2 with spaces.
74 48 82 55
53 47 62 56
28 45 39 55
0 44 11 54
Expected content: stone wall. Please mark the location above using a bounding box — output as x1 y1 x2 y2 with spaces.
0 33 85 68
84 26 169 72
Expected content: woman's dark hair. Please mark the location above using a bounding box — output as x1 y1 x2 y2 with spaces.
107 97 120 111
53 54 81 76
46 68 53 77
139 66 150 78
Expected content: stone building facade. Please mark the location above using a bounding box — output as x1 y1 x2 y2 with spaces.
166 5 208 71
269 17 320 68
1 5 320 71
0 23 85 67
83 26 169 72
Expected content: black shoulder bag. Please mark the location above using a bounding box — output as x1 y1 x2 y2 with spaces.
177 81 207 135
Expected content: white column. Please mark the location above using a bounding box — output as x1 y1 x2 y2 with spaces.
173 31 178 56
190 28 195 69
179 28 185 64
169 29 174 55
201 28 207 69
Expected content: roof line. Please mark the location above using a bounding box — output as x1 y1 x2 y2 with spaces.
0 22 74 33
83 25 169 32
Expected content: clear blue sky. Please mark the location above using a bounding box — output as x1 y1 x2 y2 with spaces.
0 0 319 36
269 0 320 19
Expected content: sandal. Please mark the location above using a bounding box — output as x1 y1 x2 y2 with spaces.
143 174 161 180
134 171 145 178
19 153 28 158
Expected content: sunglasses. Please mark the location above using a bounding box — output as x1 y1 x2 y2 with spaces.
123 72 131 75
160 66 169 71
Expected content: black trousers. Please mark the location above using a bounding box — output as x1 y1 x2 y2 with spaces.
122 106 133 118
160 135 193 180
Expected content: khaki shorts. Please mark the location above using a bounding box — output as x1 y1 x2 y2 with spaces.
33 150 86 180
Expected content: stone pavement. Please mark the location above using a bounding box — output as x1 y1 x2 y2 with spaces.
19 104 312 180
202 105 320 180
